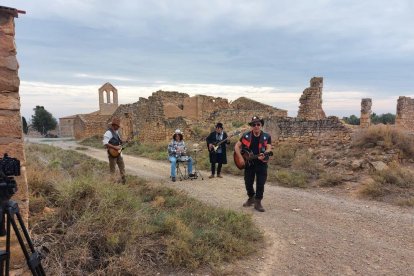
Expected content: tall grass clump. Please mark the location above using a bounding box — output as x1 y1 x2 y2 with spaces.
272 169 308 188
358 164 414 205
26 144 263 274
352 125 414 158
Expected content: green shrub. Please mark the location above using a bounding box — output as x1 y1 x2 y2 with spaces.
274 169 308 188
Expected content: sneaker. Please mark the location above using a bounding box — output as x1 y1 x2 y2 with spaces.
172 177 176 182
217 174 223 178
209 175 215 178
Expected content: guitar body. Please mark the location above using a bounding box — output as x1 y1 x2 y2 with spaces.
107 147 123 158
233 150 273 170
233 151 246 170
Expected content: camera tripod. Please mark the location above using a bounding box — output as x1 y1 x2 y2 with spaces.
191 148 204 180
0 199 45 276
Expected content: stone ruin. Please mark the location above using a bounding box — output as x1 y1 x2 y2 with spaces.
297 77 326 120
110 91 287 143
360 98 372 128
396 96 414 131
59 82 118 139
59 77 356 146
0 5 28 264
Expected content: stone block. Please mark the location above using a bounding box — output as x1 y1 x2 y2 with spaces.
0 68 19 91
0 14 15 35
0 55 18 70
0 138 25 161
0 111 23 138
0 92 20 110
0 33 16 55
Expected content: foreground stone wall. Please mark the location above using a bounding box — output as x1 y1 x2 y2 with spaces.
0 7 28 265
297 77 326 120
266 116 352 145
396 96 414 131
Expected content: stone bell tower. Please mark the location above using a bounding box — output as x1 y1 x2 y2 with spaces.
98 82 118 115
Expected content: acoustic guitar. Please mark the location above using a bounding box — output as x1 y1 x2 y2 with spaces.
107 131 138 158
233 149 273 170
209 130 242 152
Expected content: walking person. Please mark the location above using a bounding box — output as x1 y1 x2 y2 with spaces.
168 129 195 182
103 117 126 184
206 122 229 178
234 116 272 212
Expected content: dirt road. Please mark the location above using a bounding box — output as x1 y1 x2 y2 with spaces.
28 138 414 276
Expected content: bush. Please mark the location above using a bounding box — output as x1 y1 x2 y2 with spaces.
318 172 343 187
358 165 414 203
273 169 308 188
352 125 414 159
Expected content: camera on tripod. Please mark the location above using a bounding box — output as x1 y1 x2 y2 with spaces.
0 153 45 276
0 153 20 201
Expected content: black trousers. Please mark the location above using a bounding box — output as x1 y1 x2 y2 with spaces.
210 152 223 175
211 163 223 175
244 161 267 200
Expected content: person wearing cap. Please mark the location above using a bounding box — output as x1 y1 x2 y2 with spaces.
234 116 272 212
206 122 229 178
103 117 126 184
167 129 195 182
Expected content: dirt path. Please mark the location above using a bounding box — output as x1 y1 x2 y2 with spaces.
28 138 414 276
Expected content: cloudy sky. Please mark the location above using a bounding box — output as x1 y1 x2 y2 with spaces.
3 0 414 119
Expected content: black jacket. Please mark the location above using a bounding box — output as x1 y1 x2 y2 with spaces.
206 131 229 164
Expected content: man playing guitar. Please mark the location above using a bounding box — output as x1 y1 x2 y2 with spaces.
234 116 272 212
206 122 230 178
102 117 126 184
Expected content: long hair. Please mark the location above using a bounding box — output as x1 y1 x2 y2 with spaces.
172 133 183 141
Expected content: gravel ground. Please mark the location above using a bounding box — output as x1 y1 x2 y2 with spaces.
28 138 414 276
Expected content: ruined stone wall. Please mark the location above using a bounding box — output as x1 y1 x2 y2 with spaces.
0 7 29 265
266 116 351 145
59 117 75 137
73 114 112 140
360 98 372 128
297 77 326 120
396 96 414 131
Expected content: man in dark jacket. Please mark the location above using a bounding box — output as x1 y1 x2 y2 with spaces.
234 116 272 212
206 123 229 178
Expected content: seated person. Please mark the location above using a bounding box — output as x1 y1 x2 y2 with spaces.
167 129 195 182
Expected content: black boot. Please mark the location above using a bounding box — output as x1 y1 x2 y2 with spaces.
243 197 255 207
254 199 265 212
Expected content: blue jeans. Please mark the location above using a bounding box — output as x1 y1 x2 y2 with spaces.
169 156 193 177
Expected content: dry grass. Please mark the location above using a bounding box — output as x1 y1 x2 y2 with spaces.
318 172 343 187
26 144 262 274
273 169 308 188
352 125 414 159
358 164 414 204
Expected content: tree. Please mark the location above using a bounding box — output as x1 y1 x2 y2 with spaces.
31 106 57 135
22 116 28 134
342 115 360 125
371 113 396 124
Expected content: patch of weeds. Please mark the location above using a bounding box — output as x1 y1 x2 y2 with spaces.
318 172 343 187
273 169 308 188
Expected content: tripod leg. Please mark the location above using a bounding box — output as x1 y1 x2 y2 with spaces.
7 202 46 276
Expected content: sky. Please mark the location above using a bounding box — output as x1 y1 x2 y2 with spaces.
3 0 414 120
